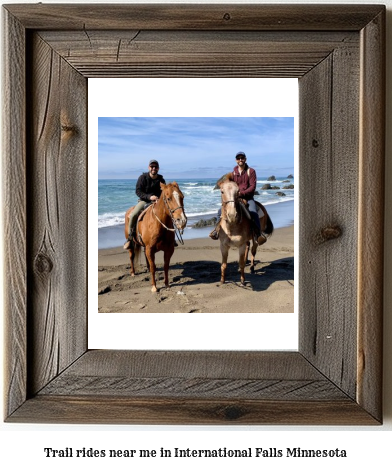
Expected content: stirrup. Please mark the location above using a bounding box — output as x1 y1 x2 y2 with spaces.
209 229 219 240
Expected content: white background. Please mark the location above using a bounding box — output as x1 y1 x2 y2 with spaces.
89 78 299 351
1 0 391 473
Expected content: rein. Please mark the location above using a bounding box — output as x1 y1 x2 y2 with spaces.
151 196 185 245
221 197 243 224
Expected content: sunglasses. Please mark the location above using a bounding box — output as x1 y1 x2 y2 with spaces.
150 165 159 169
236 157 246 161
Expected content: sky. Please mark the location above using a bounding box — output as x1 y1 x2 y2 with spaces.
98 117 294 180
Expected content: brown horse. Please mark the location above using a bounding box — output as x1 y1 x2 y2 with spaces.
218 178 273 285
124 182 187 292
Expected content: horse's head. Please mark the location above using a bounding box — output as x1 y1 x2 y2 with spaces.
219 179 239 223
160 182 187 230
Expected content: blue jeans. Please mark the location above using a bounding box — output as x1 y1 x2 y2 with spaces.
248 199 261 234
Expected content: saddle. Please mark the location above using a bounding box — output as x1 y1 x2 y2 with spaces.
238 199 264 220
136 203 153 224
239 200 267 244
129 203 153 248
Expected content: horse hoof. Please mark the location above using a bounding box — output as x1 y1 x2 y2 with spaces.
151 286 157 293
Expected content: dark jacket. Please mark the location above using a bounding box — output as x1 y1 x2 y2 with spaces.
136 172 166 201
232 164 257 200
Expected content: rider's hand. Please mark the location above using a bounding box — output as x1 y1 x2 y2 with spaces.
150 195 158 201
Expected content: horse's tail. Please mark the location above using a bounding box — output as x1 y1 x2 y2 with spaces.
132 240 143 271
133 237 142 266
264 211 274 237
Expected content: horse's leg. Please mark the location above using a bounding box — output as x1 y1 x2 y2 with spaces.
128 249 135 276
250 241 257 274
144 251 150 271
145 247 157 292
220 243 229 284
239 243 247 285
163 245 175 288
245 241 250 264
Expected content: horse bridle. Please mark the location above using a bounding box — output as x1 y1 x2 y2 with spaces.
222 199 236 206
151 194 186 244
221 196 243 223
163 194 185 218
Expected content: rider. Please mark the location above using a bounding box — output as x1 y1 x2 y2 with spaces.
124 159 166 250
209 151 266 245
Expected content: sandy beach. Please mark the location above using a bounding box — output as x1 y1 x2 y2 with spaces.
98 225 294 313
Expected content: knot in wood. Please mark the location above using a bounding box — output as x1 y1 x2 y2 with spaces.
312 139 319 148
314 225 342 245
34 252 53 274
223 405 244 420
223 13 231 21
61 124 77 134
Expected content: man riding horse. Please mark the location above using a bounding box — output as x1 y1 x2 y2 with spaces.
209 151 266 246
124 159 166 250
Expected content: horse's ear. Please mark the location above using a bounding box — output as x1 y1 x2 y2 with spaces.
171 181 178 187
215 172 233 189
160 182 166 190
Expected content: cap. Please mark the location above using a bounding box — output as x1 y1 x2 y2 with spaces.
149 160 159 167
236 152 246 159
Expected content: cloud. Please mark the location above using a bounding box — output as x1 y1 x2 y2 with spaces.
98 117 294 178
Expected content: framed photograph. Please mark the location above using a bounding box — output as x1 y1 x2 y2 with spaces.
92 83 297 350
3 4 384 424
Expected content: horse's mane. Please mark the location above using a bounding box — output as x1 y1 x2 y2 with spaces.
214 172 234 189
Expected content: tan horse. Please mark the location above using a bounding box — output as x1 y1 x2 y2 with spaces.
219 178 273 285
124 182 187 292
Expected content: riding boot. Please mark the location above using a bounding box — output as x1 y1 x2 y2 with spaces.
123 227 135 250
209 220 221 240
253 224 267 245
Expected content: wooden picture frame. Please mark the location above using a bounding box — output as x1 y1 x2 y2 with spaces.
3 4 385 424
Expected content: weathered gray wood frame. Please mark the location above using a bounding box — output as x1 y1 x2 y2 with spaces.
3 4 385 424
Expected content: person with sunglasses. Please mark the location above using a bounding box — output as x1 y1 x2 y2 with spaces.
209 151 265 245
124 160 166 249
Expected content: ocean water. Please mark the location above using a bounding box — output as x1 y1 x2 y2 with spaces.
98 177 294 249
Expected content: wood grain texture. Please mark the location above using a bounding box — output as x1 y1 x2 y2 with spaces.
357 9 385 422
2 4 385 425
38 351 347 400
9 396 378 425
38 30 358 78
57 350 331 379
2 9 27 419
299 41 360 399
8 351 379 424
4 4 384 31
27 33 87 396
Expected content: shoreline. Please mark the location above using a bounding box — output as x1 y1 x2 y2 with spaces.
98 199 294 250
98 225 294 313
